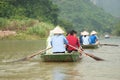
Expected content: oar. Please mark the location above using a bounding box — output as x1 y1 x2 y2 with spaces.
4 47 52 63
100 43 119 47
68 44 104 61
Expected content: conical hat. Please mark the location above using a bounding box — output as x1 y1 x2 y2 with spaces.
91 30 97 35
52 25 64 34
82 31 89 35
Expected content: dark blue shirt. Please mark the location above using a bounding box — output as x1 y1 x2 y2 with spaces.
79 35 83 45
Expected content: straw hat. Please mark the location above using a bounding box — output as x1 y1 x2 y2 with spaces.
91 30 97 35
52 25 65 34
82 31 89 35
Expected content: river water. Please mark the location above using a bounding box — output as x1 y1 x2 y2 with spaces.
0 38 120 80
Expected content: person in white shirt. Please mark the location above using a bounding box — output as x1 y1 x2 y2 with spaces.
82 31 89 45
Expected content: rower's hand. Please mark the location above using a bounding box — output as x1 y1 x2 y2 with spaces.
78 48 83 53
81 48 84 51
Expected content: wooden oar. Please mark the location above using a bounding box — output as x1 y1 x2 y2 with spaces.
100 43 119 47
68 44 104 61
5 47 52 63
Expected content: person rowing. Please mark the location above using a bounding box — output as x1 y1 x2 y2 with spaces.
66 30 83 53
50 25 68 53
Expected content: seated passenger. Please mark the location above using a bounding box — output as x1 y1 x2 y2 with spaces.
66 30 82 53
50 26 68 53
82 31 90 45
89 31 99 45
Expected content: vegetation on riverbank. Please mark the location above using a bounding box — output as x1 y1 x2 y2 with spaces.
113 21 120 36
0 18 54 40
0 0 58 39
0 0 120 40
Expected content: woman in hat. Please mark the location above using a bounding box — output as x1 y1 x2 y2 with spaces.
89 31 99 44
82 31 90 45
50 26 68 53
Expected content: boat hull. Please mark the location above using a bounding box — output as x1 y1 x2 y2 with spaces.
81 44 98 49
40 52 81 62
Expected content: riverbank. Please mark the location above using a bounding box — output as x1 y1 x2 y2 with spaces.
0 32 45 40
0 18 54 40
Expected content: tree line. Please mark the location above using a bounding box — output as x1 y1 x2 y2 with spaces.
0 0 120 38
0 0 59 24
52 0 119 35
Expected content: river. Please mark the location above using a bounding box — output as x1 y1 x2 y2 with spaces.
0 37 120 80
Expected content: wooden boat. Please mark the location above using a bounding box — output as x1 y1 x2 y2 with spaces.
40 52 81 62
81 44 98 49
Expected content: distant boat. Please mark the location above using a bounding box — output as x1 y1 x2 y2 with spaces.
104 34 110 39
81 44 99 49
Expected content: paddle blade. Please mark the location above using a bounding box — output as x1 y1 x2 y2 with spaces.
12 57 28 62
3 57 28 63
85 53 104 61
100 44 119 47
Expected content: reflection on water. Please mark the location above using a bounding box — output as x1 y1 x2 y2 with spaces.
0 38 120 80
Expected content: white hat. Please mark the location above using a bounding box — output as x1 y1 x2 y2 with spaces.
91 30 97 35
82 31 89 35
52 25 64 34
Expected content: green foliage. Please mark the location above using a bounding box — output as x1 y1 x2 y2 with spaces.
0 18 54 39
57 19 73 31
0 18 39 30
113 21 120 36
0 0 59 24
27 22 54 38
52 0 117 34
0 18 8 28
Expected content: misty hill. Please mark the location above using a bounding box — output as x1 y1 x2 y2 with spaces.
91 0 120 18
52 0 116 34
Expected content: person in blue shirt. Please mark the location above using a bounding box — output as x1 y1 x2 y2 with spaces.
89 31 99 44
51 26 68 53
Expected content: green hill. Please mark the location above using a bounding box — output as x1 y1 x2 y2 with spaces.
0 0 59 24
0 0 58 39
52 0 117 34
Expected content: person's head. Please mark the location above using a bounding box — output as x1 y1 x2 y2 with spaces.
66 31 70 36
69 30 77 36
